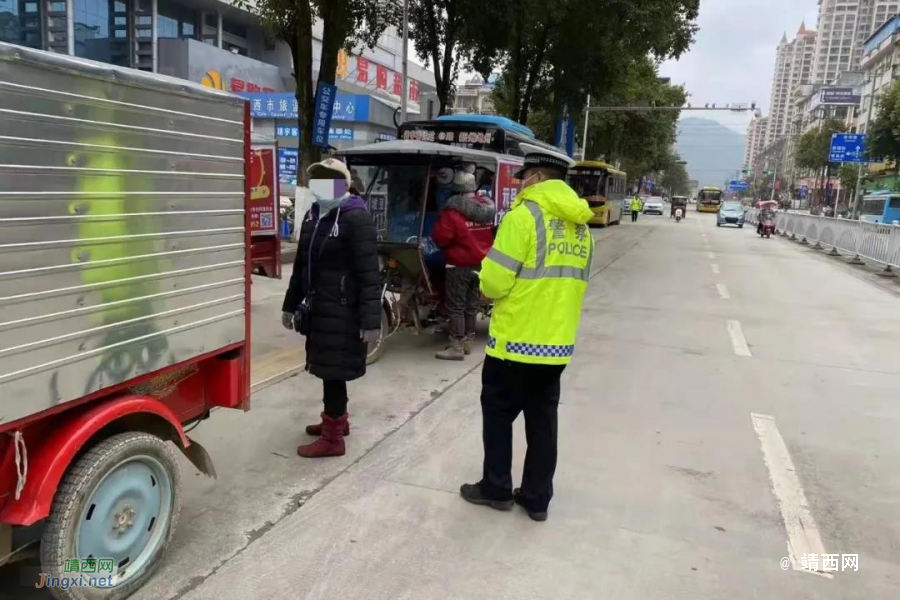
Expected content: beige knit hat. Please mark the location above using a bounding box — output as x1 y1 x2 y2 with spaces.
307 157 351 184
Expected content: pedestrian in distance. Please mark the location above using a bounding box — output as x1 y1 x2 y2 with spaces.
431 164 496 360
630 196 642 222
282 158 381 458
460 143 595 522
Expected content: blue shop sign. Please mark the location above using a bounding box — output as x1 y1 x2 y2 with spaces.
240 92 369 122
275 125 354 140
278 148 299 177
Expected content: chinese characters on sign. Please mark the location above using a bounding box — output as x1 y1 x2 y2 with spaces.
377 65 388 90
829 133 872 163
275 126 354 140
357 57 369 83
250 148 279 236
495 160 523 224
240 93 368 122
312 82 337 148
278 148 298 177
402 129 494 146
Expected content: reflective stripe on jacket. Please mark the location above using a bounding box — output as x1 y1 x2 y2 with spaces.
480 179 594 365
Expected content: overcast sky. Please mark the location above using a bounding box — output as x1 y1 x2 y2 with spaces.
660 0 820 133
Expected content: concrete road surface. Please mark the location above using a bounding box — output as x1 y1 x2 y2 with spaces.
5 213 900 599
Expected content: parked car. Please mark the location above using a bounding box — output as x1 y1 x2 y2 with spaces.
642 196 665 215
717 200 746 228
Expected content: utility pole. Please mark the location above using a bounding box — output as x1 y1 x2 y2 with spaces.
581 93 591 159
400 0 409 123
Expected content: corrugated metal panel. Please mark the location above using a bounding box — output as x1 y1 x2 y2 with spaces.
0 43 247 424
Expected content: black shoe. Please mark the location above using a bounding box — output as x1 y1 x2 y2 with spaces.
459 483 514 511
514 488 548 522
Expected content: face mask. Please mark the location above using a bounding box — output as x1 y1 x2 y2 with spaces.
309 178 348 203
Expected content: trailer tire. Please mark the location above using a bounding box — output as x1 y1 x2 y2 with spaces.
40 432 182 600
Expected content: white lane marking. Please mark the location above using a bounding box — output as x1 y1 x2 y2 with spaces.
707 252 716 260
711 263 721 275
751 413 833 579
726 319 751 356
716 283 731 300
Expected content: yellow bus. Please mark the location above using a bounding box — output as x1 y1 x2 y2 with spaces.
697 186 723 213
566 161 627 227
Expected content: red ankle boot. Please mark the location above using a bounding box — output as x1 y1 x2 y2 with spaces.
297 413 347 458
305 413 351 437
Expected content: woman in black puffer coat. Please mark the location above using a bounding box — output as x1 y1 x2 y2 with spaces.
282 158 381 458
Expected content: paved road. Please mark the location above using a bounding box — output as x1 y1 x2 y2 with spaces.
5 213 900 599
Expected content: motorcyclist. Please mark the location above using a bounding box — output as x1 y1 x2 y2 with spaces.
757 206 776 234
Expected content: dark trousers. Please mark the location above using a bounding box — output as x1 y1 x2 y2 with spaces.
631 210 639 222
445 266 481 340
323 380 348 417
479 355 565 512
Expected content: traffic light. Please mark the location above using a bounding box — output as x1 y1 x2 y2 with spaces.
763 170 774 176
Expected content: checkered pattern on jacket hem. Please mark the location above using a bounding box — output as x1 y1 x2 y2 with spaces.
488 337 574 358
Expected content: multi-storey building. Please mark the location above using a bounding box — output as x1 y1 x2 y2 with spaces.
744 116 769 171
765 24 817 172
813 0 899 84
859 14 900 134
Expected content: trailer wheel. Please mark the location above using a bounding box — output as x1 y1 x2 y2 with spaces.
40 432 182 600
365 307 391 365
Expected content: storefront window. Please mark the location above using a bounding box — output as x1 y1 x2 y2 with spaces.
74 0 129 66
0 0 43 48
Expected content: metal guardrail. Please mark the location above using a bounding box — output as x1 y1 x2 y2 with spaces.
745 209 900 273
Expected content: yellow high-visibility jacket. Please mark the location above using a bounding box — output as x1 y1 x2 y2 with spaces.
480 179 594 365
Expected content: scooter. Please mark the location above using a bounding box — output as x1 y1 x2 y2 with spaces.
675 207 683 223
758 217 775 238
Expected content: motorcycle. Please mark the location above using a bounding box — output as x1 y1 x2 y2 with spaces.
675 207 683 222
758 217 775 238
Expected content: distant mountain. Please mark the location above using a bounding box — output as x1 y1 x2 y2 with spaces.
675 117 746 188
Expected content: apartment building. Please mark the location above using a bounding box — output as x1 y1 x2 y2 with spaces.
744 116 769 171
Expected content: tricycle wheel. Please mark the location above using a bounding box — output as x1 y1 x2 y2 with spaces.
365 307 390 365
40 432 182 600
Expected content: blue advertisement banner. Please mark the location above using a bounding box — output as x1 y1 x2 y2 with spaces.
240 92 369 122
312 82 337 148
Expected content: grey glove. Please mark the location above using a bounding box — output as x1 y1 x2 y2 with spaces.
361 329 380 345
282 311 294 330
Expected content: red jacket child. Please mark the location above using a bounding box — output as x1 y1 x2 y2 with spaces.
431 169 496 267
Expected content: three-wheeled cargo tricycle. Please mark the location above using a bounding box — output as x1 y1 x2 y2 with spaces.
670 196 688 219
337 140 523 363
0 43 252 600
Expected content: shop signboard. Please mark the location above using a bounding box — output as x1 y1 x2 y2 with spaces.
495 159 524 223
276 126 354 140
241 92 369 122
278 148 298 177
249 147 279 236
819 87 861 106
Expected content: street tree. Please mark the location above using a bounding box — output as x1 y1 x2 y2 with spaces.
477 0 698 125
231 0 398 180
407 0 498 116
867 79 900 169
794 119 845 206
659 153 690 196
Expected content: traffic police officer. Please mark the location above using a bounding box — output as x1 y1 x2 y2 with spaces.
460 144 594 521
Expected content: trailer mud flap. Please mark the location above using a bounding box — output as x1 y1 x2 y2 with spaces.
182 437 217 479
